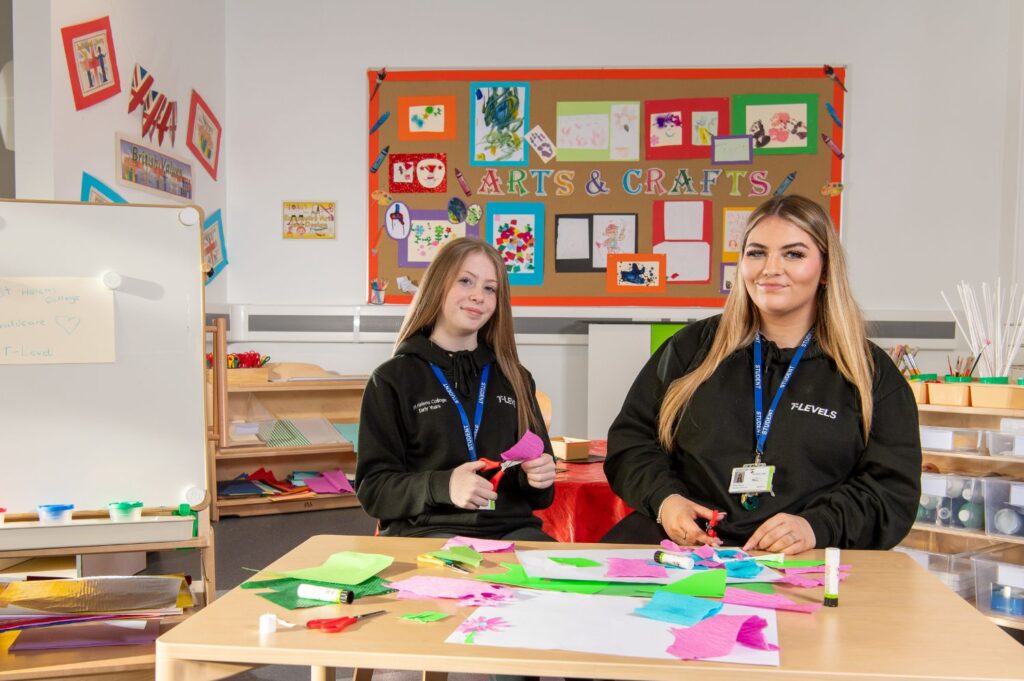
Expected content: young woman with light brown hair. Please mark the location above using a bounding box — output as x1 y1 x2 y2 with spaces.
603 195 921 553
356 237 556 539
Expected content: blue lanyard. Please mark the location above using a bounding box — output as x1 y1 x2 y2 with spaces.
430 362 490 461
753 330 813 461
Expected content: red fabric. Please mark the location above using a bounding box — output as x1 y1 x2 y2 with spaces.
535 440 632 543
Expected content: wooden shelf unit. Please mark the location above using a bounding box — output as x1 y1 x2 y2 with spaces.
908 401 1024 631
208 318 366 520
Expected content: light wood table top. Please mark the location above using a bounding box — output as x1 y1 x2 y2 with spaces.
155 535 1024 681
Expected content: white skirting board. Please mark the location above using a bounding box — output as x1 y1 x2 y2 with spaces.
0 516 194 551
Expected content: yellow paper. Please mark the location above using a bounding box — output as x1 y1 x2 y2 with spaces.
282 551 393 585
0 277 115 365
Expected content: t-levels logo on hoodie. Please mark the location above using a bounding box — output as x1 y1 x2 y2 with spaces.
790 402 837 419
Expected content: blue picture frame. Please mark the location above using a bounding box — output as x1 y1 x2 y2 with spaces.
80 171 126 203
469 81 529 167
486 201 545 287
203 209 228 285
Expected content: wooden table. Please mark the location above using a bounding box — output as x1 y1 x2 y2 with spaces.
155 535 1024 681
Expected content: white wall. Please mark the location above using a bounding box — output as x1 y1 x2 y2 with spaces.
13 0 228 302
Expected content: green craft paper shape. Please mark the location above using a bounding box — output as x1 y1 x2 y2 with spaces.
476 563 608 594
401 611 450 623
596 582 661 598
549 557 602 567
758 559 824 569
432 546 483 567
659 569 727 598
243 575 394 600
281 551 393 585
732 582 776 594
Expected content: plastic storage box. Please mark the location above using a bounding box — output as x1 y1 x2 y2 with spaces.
971 383 1024 410
928 381 971 407
984 431 1024 458
973 544 1024 621
919 473 986 530
982 478 1024 539
895 546 976 601
919 426 983 453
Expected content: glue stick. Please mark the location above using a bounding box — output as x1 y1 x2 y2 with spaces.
296 583 355 604
823 547 840 607
653 550 695 570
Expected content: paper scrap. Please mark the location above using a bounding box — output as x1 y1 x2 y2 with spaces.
322 469 355 493
549 557 602 568
667 615 778 660
659 569 726 598
387 576 517 602
432 546 483 567
501 431 545 461
725 560 763 579
606 558 669 579
401 611 450 623
635 590 723 627
660 539 686 552
282 551 393 585
694 545 717 560
442 536 514 553
722 587 822 613
758 559 825 569
476 563 607 595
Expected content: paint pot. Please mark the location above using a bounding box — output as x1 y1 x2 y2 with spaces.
957 502 984 530
37 504 74 524
108 501 143 522
296 583 355 604
447 197 468 224
994 507 1024 536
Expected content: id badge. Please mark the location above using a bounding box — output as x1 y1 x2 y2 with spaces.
480 496 496 511
728 463 775 495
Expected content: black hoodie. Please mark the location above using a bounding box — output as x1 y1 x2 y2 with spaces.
355 332 554 537
605 315 922 549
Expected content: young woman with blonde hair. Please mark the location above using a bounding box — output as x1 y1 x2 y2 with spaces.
603 195 921 553
356 237 556 539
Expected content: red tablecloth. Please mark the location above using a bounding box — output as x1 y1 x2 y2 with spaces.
535 440 633 543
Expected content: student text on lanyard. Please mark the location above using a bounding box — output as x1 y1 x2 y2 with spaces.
430 362 491 461
742 329 813 510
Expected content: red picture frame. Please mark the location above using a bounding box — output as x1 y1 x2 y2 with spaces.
186 90 222 180
644 97 730 161
60 16 121 111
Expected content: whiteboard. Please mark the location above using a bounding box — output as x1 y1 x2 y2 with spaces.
0 200 207 514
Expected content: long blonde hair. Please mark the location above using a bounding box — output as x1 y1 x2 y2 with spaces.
395 237 540 437
657 195 874 448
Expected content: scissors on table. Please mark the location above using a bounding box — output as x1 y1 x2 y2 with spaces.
306 609 387 633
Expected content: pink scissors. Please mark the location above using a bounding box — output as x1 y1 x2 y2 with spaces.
306 609 387 633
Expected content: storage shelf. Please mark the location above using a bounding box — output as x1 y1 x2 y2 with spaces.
918 404 1024 418
0 536 208 560
215 494 359 518
216 442 354 460
228 379 367 394
922 449 1024 465
911 523 1024 546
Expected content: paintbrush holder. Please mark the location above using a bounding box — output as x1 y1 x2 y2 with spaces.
929 378 972 407
907 380 928 404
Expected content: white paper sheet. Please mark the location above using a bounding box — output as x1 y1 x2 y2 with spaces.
663 202 705 240
445 590 779 667
515 548 782 584
654 241 711 282
555 218 591 260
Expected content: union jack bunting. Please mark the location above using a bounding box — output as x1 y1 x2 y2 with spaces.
156 100 177 146
141 89 167 139
127 63 154 114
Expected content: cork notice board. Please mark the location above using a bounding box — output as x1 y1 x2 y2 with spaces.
367 67 846 307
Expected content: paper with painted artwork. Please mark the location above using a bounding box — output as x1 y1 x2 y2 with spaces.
406 220 467 265
556 101 640 162
691 111 720 146
654 241 711 283
592 214 636 269
516 549 782 584
445 590 779 667
0 277 115 365
722 207 754 262
470 82 528 166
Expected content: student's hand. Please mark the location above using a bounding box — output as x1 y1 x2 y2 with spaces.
449 460 498 510
521 454 556 489
743 513 815 555
659 495 722 547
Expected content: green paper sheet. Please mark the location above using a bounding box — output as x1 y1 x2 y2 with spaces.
401 611 450 623
658 569 726 598
549 557 602 568
281 551 393 585
432 546 483 567
732 582 776 594
758 559 825 569
242 575 394 600
476 563 608 594
596 583 661 598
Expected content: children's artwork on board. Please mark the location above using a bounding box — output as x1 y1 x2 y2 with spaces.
282 201 336 239
60 16 121 110
722 207 755 262
554 213 638 272
487 202 545 286
80 172 125 203
115 133 194 202
732 94 818 155
607 253 666 294
385 201 411 240
720 262 737 295
203 209 228 284
389 153 447 193
592 214 638 269
399 210 480 267
470 82 529 166
652 199 712 284
557 101 640 162
711 135 754 165
186 90 222 179
398 96 457 141
644 98 729 160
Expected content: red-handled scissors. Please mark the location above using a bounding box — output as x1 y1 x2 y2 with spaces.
478 459 522 491
306 609 387 633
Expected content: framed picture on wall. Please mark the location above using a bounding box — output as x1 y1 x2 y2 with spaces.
115 133 194 202
186 90 222 180
60 16 121 111
203 209 228 285
731 93 819 155
487 202 545 286
80 171 125 203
